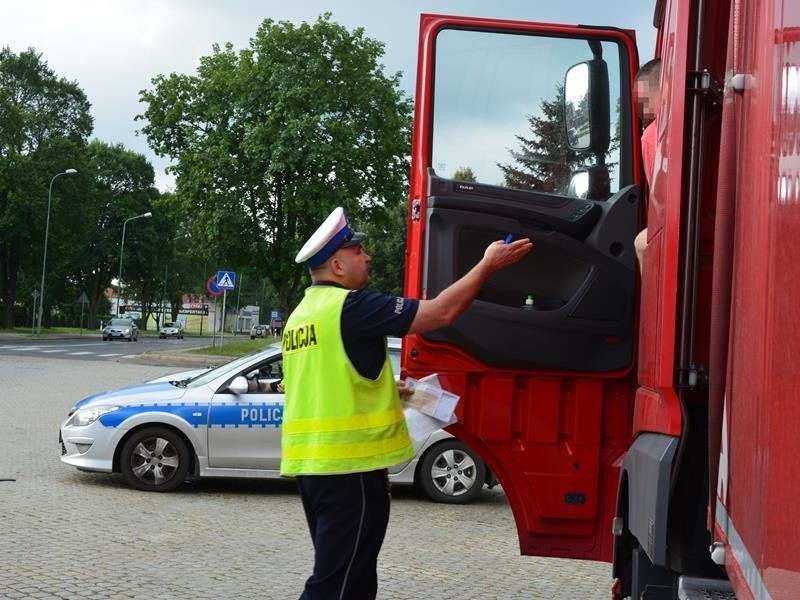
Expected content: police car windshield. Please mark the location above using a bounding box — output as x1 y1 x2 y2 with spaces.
184 345 280 388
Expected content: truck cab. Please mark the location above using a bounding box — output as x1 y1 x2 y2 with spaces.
404 4 800 599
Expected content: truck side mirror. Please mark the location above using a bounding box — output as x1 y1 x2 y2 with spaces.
564 59 610 155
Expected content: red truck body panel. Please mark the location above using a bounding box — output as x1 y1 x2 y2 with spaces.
713 2 800 598
633 0 689 439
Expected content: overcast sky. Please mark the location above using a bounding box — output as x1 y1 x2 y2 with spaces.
2 0 656 191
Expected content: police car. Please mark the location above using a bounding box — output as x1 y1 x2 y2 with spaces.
59 338 494 503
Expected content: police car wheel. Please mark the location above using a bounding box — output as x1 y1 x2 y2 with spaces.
417 439 485 504
120 426 190 492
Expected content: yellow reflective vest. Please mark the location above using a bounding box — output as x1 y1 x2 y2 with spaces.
280 285 415 475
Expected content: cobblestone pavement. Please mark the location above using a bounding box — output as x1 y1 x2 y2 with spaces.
0 355 611 599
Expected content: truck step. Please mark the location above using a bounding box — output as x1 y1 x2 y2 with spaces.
677 576 736 600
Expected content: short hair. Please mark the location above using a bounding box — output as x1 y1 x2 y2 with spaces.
635 58 661 87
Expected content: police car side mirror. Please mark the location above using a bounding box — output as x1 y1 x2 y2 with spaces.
228 376 249 395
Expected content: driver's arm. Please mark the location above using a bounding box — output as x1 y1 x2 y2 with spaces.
246 379 284 393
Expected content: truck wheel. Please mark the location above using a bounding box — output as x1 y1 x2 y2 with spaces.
119 426 190 492
417 439 485 504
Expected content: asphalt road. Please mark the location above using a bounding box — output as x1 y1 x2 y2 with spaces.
0 355 611 599
0 334 231 363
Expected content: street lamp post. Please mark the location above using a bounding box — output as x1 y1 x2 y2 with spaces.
116 211 152 317
36 168 77 335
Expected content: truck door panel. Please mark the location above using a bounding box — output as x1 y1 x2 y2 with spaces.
423 176 639 372
405 14 640 561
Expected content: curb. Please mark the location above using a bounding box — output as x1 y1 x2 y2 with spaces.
123 351 230 368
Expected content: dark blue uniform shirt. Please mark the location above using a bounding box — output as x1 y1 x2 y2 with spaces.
311 283 419 380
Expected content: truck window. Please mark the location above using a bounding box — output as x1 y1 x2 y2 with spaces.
432 29 629 199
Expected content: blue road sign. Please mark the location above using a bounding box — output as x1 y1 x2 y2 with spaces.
216 270 236 289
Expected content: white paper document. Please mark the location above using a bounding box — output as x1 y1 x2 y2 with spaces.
401 374 460 449
404 377 460 421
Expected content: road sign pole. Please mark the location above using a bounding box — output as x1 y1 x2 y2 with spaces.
77 291 89 336
31 290 40 334
236 271 243 334
211 296 217 347
213 270 235 350
220 289 227 350
206 275 223 346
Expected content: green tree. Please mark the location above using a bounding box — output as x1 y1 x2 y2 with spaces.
452 166 477 182
148 191 208 326
65 141 160 328
138 14 412 315
129 190 216 331
0 47 92 327
362 197 406 296
498 84 587 193
114 188 169 330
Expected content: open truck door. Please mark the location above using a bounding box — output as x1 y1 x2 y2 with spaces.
404 14 640 561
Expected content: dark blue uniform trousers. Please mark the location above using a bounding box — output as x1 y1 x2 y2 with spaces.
296 469 390 600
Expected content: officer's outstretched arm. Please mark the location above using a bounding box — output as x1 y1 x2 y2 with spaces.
407 238 532 335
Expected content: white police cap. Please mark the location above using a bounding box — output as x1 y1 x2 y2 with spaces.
295 206 367 266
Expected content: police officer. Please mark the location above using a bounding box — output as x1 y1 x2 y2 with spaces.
281 206 532 600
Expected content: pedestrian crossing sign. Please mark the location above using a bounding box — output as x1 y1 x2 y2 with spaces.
216 270 236 289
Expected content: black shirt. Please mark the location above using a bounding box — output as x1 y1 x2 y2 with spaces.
312 283 419 380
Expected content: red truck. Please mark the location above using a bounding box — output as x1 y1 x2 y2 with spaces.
402 3 799 598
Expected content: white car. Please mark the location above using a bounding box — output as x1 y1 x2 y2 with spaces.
159 322 184 339
59 338 494 503
101 318 138 342
249 324 269 339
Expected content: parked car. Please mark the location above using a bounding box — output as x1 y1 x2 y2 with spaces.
101 318 138 342
250 324 269 339
159 322 184 339
60 338 494 503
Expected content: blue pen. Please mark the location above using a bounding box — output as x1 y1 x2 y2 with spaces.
504 233 513 244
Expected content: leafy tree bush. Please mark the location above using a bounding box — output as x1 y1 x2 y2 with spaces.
139 14 412 315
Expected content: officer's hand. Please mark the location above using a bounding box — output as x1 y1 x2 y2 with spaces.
482 238 532 273
396 379 414 397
